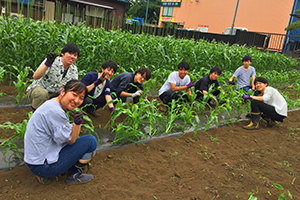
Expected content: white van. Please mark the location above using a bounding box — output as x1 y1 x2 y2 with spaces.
223 27 248 35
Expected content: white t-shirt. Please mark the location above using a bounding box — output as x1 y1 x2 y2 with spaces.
159 71 191 96
263 86 287 116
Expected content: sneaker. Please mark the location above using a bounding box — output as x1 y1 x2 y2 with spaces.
65 174 93 185
159 104 167 112
36 176 52 185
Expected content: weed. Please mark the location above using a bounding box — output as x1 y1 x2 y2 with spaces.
273 183 293 199
169 152 178 157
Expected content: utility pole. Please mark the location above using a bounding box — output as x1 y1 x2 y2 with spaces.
230 0 240 35
145 0 150 24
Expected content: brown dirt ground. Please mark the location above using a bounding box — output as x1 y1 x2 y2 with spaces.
1 83 300 200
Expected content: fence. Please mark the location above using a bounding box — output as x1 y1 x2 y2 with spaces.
124 23 300 53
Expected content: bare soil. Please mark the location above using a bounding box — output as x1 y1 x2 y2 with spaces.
0 83 300 200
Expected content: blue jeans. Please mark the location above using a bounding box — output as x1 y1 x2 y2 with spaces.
242 86 251 95
26 135 97 178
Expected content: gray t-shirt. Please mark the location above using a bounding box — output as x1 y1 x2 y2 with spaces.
233 66 256 88
26 57 78 93
263 86 287 117
159 71 191 96
24 100 72 165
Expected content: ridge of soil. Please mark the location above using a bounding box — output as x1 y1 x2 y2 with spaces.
1 83 300 199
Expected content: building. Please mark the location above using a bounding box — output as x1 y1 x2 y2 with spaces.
158 0 294 34
1 0 131 29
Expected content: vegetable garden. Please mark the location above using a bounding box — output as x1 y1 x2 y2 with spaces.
0 16 300 199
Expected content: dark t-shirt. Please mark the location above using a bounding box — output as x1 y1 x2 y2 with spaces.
195 75 220 98
110 73 143 97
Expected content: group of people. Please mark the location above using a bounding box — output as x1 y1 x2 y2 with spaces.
24 43 288 186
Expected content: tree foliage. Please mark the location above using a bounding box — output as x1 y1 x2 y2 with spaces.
285 9 300 31
126 0 161 24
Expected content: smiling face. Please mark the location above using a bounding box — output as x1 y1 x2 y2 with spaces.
134 72 147 84
255 81 268 92
243 60 252 68
178 68 189 79
61 52 78 68
209 72 220 81
60 88 85 110
101 67 115 80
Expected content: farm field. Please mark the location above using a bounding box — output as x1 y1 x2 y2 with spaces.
1 16 300 200
1 79 300 200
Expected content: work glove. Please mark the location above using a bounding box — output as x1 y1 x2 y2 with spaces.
109 107 115 114
94 72 106 87
186 82 194 89
66 108 84 125
45 52 58 67
243 95 252 100
132 90 143 98
228 81 235 85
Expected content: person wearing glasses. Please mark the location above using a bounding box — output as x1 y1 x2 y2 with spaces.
110 67 151 104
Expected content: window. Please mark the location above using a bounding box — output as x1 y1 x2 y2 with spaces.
162 7 173 17
86 5 104 18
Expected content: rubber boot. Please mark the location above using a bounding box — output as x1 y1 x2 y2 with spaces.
262 114 276 127
84 106 102 117
65 162 93 185
243 113 260 130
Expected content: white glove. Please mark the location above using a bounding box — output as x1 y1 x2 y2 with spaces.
132 90 143 98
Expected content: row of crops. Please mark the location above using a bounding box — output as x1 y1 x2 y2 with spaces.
0 16 300 153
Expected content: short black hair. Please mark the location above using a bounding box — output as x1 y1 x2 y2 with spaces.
242 55 252 62
61 43 80 57
178 61 190 70
102 60 118 73
254 77 268 86
135 67 151 80
210 66 221 75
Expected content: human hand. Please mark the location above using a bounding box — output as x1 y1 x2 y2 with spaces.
66 108 84 125
186 82 194 89
94 72 106 87
132 90 143 98
229 81 235 85
45 52 58 67
243 95 252 100
109 107 115 114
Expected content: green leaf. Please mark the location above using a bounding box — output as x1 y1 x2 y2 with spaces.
274 184 284 190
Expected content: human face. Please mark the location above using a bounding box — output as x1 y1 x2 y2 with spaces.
255 81 267 92
243 60 251 68
178 68 189 79
102 67 115 80
209 72 220 81
60 88 85 110
134 73 147 84
61 52 78 67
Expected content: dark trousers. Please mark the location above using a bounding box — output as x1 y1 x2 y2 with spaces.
81 95 106 110
195 90 220 102
251 100 285 122
159 90 190 104
111 94 140 104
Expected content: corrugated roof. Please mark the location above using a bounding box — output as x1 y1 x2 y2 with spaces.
116 0 132 4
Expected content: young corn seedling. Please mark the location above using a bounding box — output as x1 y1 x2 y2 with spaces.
273 183 293 200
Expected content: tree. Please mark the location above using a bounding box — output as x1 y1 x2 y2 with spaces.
285 9 300 31
126 0 161 24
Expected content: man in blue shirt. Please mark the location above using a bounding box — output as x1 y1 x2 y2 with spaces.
80 61 118 117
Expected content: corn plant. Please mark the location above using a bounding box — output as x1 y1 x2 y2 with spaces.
12 66 33 104
0 112 32 166
273 183 293 200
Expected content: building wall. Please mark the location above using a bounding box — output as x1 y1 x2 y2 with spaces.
159 0 294 34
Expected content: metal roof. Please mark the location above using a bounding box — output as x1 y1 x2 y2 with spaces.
69 0 114 9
